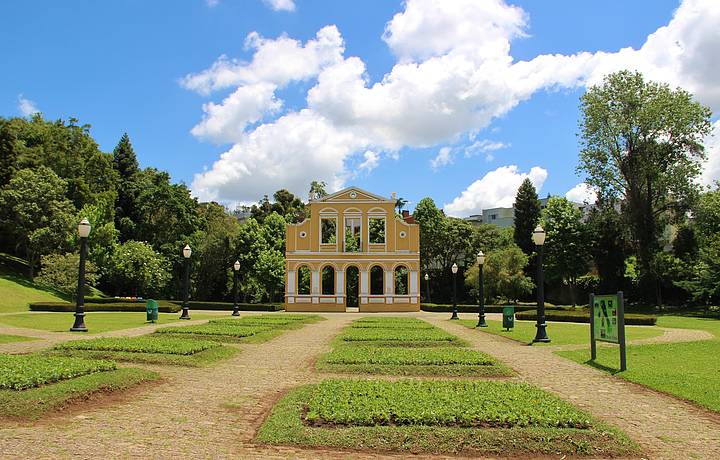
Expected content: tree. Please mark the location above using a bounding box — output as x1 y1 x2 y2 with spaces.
309 180 328 200
37 253 98 298
413 197 445 271
578 70 712 304
253 248 285 302
261 212 287 253
113 133 141 241
395 197 408 215
107 240 171 297
466 245 533 303
586 201 627 292
542 197 591 307
271 189 306 223
513 178 541 256
0 167 76 278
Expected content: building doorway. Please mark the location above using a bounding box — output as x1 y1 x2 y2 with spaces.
345 266 359 311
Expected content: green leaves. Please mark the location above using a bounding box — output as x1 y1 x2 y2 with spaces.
55 336 219 355
0 354 116 390
325 346 497 366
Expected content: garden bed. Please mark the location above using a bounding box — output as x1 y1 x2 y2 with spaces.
256 380 637 457
515 309 657 325
338 327 463 346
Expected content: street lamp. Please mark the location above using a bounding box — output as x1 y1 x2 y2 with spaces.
232 260 241 316
179 244 192 320
476 251 487 328
450 263 459 320
70 218 91 332
532 225 550 343
424 273 430 304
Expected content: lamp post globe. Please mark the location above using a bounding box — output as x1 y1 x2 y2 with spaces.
232 260 241 316
476 251 487 328
180 244 192 320
424 273 431 304
70 218 91 332
532 225 550 343
450 263 459 320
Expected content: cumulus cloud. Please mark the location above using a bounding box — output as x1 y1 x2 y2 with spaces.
430 147 453 170
187 0 720 203
565 182 598 204
358 150 380 174
17 94 39 116
464 139 508 162
444 165 547 217
701 120 720 185
263 0 295 12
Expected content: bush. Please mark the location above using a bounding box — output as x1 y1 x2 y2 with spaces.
0 354 116 390
515 309 657 326
170 301 283 311
421 303 542 313
29 301 180 313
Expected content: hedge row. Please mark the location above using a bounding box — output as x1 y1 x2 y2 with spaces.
515 310 657 326
29 301 283 313
421 304 547 314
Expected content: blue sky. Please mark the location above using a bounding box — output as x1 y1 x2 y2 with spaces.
2 0 718 215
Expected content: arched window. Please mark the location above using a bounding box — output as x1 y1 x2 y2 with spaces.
394 265 408 295
297 265 311 295
370 265 384 295
321 266 335 295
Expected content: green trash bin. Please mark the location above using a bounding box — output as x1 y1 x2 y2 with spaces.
146 299 159 323
502 306 515 331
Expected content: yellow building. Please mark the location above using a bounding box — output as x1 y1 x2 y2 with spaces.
285 187 420 312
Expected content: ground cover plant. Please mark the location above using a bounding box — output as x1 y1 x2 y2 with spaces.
0 333 36 344
0 354 116 390
557 316 720 413
0 367 158 420
317 346 512 376
354 316 426 324
0 311 219 333
256 380 637 457
51 336 236 367
338 327 462 346
209 314 322 330
349 322 434 329
458 319 663 346
155 323 272 339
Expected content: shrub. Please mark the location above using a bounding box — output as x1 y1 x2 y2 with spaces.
324 346 498 366
0 354 116 390
154 323 272 338
29 301 180 313
55 336 219 355
515 309 657 326
421 303 540 313
339 328 457 343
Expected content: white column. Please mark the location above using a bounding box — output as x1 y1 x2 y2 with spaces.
336 269 345 294
409 270 419 295
287 270 296 294
311 270 320 295
385 270 393 294
360 270 369 295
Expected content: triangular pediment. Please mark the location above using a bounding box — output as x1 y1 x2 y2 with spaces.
316 187 393 203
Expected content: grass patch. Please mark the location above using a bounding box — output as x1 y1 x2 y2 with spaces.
55 336 220 355
318 346 512 377
354 316 425 324
0 311 220 333
557 315 720 413
458 319 663 346
155 323 272 338
0 354 115 390
348 322 434 329
256 383 637 457
338 327 462 345
0 275 65 314
0 334 37 344
0 367 158 420
51 345 237 367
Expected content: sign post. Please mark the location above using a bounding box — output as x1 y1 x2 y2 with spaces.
589 292 626 371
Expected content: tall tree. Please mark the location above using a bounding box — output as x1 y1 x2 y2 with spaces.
395 197 408 214
113 133 142 241
586 201 627 292
412 197 445 271
578 70 712 303
542 197 591 307
309 180 328 200
513 178 541 256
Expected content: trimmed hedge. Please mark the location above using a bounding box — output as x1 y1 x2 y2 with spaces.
515 309 657 326
29 302 181 313
421 303 544 314
171 300 283 312
83 297 147 304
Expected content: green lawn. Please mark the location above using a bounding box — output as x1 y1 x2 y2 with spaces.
0 333 36 344
458 319 663 346
256 381 637 457
0 311 220 333
0 275 65 313
557 316 720 413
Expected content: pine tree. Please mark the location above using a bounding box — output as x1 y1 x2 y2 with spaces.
112 133 140 241
513 178 541 256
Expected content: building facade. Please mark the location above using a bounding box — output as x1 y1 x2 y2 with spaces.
284 187 420 312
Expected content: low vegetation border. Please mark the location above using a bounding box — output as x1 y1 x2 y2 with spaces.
256 382 637 457
516 309 657 326
29 301 282 313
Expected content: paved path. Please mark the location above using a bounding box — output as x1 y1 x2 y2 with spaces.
428 314 720 460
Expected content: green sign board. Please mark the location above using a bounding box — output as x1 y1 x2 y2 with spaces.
593 294 619 343
502 306 514 330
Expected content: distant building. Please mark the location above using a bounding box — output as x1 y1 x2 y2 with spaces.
464 195 586 229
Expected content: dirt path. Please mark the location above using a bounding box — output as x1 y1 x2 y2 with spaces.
427 314 720 460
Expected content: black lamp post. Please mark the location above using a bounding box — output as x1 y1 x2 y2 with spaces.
232 260 240 316
476 251 487 327
424 273 430 303
450 263 459 320
179 244 192 320
532 225 550 343
70 218 91 332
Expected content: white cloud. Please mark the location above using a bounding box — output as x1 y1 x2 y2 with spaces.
358 150 380 173
444 165 547 217
464 139 508 162
430 147 453 170
190 82 281 143
701 120 720 185
263 0 295 12
565 182 598 204
186 0 720 203
17 94 39 116
181 26 343 96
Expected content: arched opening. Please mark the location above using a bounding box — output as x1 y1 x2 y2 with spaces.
345 265 359 309
370 265 384 295
321 266 335 295
394 265 409 295
297 265 311 295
